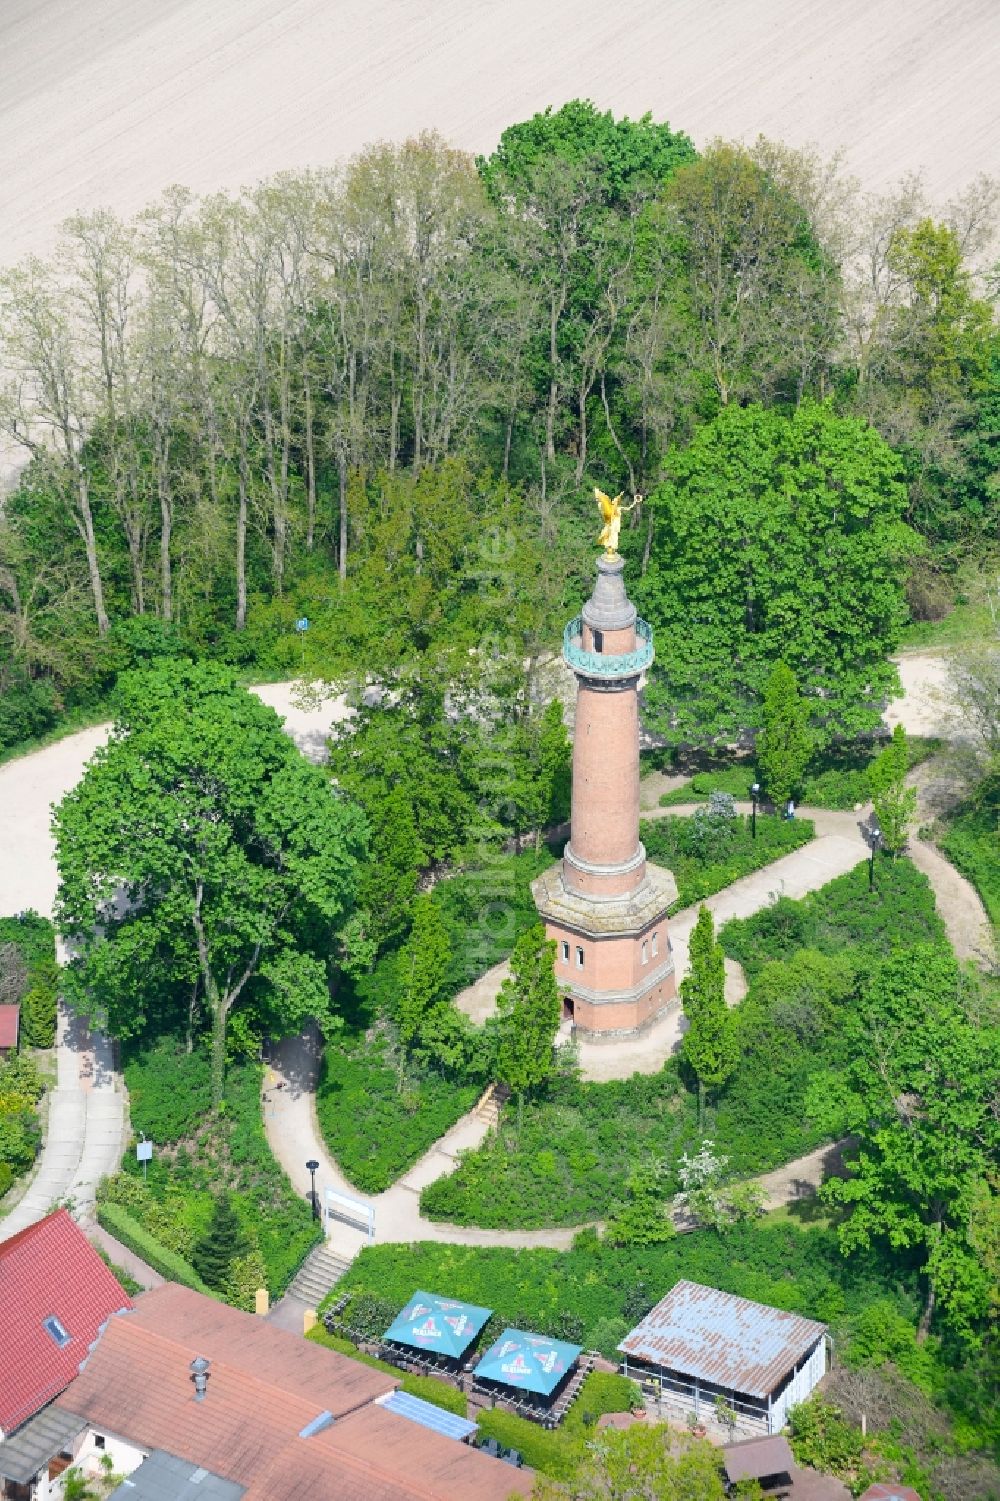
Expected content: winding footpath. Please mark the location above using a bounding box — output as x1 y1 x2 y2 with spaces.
0 660 991 1260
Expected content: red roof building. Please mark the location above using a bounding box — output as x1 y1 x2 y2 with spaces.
0 1004 19 1055
55 1284 533 1500
0 1209 131 1436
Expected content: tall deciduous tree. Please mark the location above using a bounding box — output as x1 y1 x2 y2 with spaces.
868 723 917 853
53 662 366 1104
815 944 999 1343
680 906 735 1125
638 402 916 748
756 662 813 808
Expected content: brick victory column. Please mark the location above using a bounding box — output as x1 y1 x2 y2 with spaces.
532 489 678 1036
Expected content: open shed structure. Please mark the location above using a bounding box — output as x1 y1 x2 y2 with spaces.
619 1281 828 1435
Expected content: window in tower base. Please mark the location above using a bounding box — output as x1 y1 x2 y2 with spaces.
560 940 569 963
575 946 584 968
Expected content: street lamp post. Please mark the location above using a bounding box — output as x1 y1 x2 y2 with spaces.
750 783 760 840
306 1158 320 1221
869 828 881 891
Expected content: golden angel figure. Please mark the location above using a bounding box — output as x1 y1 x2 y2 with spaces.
595 488 641 556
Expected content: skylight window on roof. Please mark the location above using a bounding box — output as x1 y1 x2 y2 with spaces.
43 1315 71 1347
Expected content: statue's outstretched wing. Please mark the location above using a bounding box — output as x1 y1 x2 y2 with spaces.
595 488 616 522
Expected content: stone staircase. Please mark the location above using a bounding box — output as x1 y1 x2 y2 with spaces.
473 1083 510 1130
286 1241 354 1308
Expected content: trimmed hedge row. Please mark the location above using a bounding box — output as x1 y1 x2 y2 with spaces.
96 1201 215 1297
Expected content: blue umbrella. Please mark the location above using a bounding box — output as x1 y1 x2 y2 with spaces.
383 1291 492 1359
475 1329 582 1396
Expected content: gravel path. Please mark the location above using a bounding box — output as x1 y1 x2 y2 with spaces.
0 660 988 1252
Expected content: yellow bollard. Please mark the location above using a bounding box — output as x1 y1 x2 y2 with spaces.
255 1288 269 1317
303 1309 317 1335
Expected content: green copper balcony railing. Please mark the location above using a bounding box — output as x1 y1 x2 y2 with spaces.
563 616 654 678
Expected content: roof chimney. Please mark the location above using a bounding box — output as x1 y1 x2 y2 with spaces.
190 1355 211 1402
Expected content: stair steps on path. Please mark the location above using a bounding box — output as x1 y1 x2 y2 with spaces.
286 1242 354 1308
473 1083 509 1130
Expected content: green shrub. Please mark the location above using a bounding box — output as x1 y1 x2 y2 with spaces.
788 1397 868 1489
337 1225 922 1395
126 1039 213 1142
720 859 944 978
0 913 59 1048
940 783 999 925
642 812 814 911
119 1049 321 1299
316 1036 478 1193
96 1202 214 1295
475 1407 585 1479
20 962 58 1048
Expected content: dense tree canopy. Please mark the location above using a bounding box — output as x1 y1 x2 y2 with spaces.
813 945 1000 1343
637 402 917 746
53 662 366 1102
0 102 994 765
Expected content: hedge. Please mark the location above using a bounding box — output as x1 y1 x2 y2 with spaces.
940 783 999 926
96 1201 215 1297
305 1327 468 1415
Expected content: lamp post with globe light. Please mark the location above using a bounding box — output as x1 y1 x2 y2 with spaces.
306 1158 320 1221
750 782 760 840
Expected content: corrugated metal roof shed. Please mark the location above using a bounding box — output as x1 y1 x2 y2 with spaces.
377 1390 478 1442
618 1280 826 1398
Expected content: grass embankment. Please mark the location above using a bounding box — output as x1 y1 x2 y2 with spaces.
642 811 814 910
98 1042 320 1307
316 848 554 1193
420 860 945 1230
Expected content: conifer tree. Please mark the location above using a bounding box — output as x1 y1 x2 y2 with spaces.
397 894 452 1046
192 1192 247 1292
756 661 813 808
492 924 562 1130
680 906 736 1125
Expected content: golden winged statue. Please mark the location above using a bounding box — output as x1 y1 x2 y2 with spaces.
595 488 642 557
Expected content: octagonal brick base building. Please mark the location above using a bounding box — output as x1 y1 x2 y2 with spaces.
532 554 677 1038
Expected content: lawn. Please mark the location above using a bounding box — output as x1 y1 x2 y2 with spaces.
420 860 945 1230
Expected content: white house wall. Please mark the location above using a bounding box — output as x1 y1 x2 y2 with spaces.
770 1336 828 1432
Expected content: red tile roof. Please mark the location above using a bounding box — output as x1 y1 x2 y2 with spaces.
57 1284 534 1499
0 1005 19 1050
125 1284 396 1416
0 1210 131 1435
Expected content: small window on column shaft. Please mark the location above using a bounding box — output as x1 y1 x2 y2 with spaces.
593 629 603 653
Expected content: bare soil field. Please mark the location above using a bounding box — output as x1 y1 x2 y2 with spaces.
1 0 998 270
